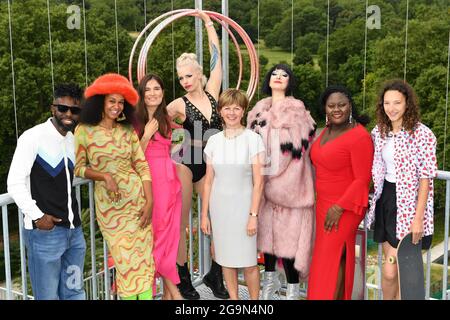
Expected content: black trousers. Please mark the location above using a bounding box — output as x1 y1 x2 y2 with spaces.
264 253 299 284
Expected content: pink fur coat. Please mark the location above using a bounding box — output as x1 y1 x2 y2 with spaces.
247 96 316 278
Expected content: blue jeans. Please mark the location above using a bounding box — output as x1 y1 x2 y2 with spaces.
23 225 86 300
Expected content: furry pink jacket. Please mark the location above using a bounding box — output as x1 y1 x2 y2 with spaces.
247 96 316 208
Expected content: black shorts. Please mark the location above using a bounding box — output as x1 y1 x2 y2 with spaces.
373 180 432 250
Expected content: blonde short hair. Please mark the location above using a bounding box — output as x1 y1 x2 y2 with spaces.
176 53 207 88
218 89 249 113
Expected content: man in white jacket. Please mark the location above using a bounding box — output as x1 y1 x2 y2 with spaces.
7 84 86 300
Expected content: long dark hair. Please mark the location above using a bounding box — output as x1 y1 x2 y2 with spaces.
79 95 134 126
376 79 420 138
261 64 297 96
135 74 171 139
320 85 370 127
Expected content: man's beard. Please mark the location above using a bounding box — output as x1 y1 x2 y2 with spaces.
54 116 76 132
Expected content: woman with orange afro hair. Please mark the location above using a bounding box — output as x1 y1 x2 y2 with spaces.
74 73 155 300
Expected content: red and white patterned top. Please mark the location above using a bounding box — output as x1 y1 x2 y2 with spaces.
366 122 437 239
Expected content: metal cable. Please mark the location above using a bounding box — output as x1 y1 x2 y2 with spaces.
114 0 120 73
291 0 294 68
257 0 260 100
7 0 18 141
82 0 88 87
443 31 450 170
326 0 330 87
46 0 55 95
172 0 175 100
403 0 409 81
362 0 369 112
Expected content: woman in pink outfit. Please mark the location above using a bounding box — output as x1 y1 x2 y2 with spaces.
135 74 182 300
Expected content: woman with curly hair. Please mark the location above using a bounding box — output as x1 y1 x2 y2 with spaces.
75 73 155 300
367 79 437 300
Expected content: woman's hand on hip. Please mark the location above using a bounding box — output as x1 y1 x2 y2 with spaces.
324 204 344 233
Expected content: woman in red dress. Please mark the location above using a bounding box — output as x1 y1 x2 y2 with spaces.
307 85 373 300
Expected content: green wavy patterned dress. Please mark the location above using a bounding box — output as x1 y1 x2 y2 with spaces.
75 123 155 298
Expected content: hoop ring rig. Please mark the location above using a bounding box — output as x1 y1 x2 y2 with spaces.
128 9 259 101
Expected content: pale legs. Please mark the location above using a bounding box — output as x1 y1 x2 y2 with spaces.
176 163 229 299
176 164 200 300
222 266 260 300
381 241 399 300
176 164 194 267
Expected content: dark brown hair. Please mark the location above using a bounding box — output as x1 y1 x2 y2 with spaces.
135 74 171 139
376 79 420 138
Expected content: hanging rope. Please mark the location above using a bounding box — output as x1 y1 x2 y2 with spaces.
114 0 120 73
257 0 260 100
291 0 294 69
46 0 55 96
172 0 175 100
7 0 18 141
362 0 368 112
403 0 409 81
143 0 147 35
443 31 450 171
82 0 88 88
326 0 330 87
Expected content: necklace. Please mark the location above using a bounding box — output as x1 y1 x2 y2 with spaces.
224 127 245 140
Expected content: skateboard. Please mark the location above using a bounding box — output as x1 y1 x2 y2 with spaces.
397 233 425 300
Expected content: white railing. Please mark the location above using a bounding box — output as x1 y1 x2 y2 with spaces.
1 172 449 300
0 177 206 300
365 170 450 300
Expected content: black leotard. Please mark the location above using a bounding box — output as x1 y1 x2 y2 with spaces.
180 91 222 182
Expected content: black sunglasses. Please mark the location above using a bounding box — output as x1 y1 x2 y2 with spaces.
53 104 81 115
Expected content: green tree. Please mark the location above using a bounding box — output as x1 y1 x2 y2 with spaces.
293 63 323 121
0 0 135 192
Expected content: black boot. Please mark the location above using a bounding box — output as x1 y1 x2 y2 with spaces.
177 263 200 300
203 260 230 299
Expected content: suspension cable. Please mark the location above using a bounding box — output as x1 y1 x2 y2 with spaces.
82 0 88 87
172 0 176 100
326 0 330 87
443 31 450 170
362 0 368 112
403 0 409 81
7 0 18 140
46 0 55 95
114 0 120 73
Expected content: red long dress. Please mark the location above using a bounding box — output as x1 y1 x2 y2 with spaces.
307 124 373 300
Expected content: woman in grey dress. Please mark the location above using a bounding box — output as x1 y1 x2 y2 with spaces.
201 89 265 300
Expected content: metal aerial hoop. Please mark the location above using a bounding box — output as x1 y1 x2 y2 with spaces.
128 9 259 101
